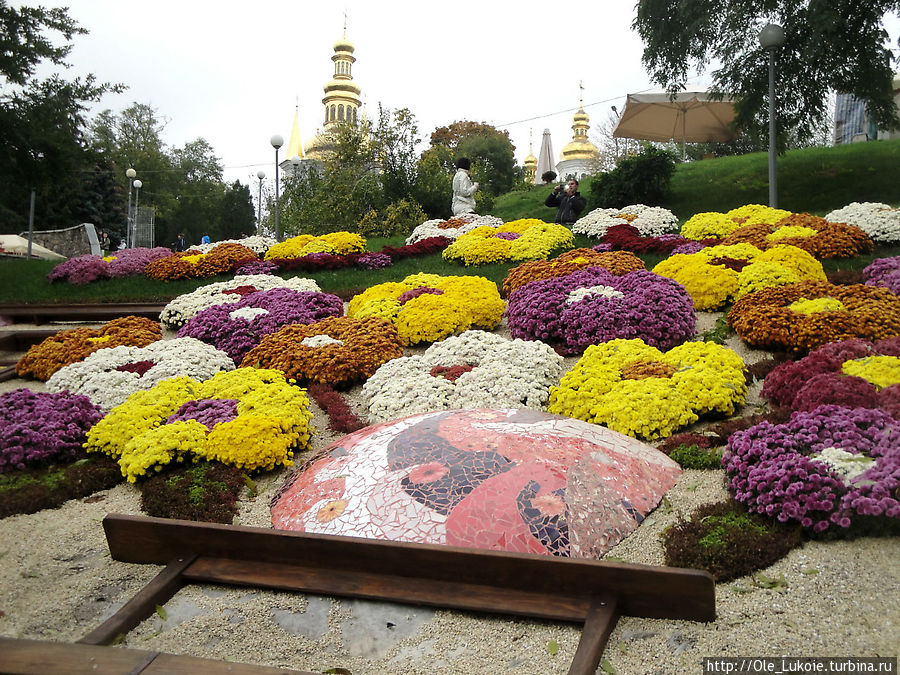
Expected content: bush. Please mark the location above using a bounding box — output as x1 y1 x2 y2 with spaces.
358 199 428 237
541 170 557 183
590 146 676 209
140 461 246 523
668 444 724 470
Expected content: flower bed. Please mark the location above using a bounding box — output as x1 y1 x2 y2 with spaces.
241 316 404 388
720 213 873 258
501 249 645 296
680 205 791 240
263 232 366 260
405 214 503 244
362 330 564 422
347 273 505 345
825 202 900 243
191 235 276 256
548 338 746 439
761 338 900 415
599 224 717 255
0 389 103 472
728 280 900 351
573 204 678 238
48 247 173 284
863 256 900 294
84 368 313 482
442 219 574 266
144 243 258 281
723 405 899 532
159 274 321 329
46 337 236 412
506 267 695 354
16 316 162 381
652 243 826 310
235 259 278 275
177 288 344 363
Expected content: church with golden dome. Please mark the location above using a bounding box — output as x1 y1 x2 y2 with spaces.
555 84 600 181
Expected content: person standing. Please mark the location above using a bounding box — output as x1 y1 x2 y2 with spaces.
451 157 479 216
174 233 187 251
545 178 586 226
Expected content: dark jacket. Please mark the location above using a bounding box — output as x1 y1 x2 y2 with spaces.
545 190 586 225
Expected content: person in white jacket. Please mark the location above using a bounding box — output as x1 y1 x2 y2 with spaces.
451 157 479 216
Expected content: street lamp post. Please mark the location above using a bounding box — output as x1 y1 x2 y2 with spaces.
760 22 785 208
611 105 621 160
256 170 265 233
132 179 142 247
270 134 284 241
125 168 136 248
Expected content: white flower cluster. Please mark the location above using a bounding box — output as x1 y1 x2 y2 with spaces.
573 204 678 238
825 202 900 243
405 214 505 244
565 285 625 304
362 330 564 423
301 335 344 347
46 337 234 412
160 274 321 329
190 235 277 255
811 446 875 482
228 307 270 321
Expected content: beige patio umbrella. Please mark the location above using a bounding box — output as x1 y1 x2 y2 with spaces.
613 89 738 158
0 235 66 260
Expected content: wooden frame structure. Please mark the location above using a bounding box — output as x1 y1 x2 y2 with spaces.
0 303 164 324
73 514 715 674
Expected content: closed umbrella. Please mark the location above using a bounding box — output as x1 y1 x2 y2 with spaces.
613 89 738 158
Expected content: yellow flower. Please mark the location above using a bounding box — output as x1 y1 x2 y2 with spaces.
841 355 900 390
788 297 846 315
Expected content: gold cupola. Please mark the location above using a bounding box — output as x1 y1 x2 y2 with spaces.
524 129 538 183
559 83 599 162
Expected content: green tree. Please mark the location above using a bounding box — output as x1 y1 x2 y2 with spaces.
413 145 453 219
373 105 420 204
633 1 900 147
218 180 255 240
430 120 516 196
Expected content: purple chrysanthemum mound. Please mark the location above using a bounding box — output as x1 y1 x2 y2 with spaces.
235 259 277 275
493 231 521 241
505 266 696 354
672 241 709 255
356 252 393 270
762 338 900 409
47 255 110 284
167 398 239 430
397 287 443 305
107 247 173 277
723 405 899 532
591 243 614 252
863 256 900 294
0 389 103 472
177 287 344 363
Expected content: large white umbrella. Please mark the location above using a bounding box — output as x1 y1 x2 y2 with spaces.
613 89 738 157
0 235 66 260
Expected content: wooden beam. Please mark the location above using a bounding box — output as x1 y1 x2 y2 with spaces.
0 303 165 323
78 555 197 646
568 595 619 675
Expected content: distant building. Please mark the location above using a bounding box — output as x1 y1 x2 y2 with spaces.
834 74 900 144
523 129 537 184
556 85 599 181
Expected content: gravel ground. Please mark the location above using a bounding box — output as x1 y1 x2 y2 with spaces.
1 312 898 674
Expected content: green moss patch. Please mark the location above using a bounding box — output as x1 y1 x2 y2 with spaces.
668 444 724 470
663 501 802 581
139 461 245 524
0 455 123 519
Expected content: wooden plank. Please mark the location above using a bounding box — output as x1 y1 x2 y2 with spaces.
0 328 68 351
103 514 716 622
568 595 619 675
184 556 589 622
0 365 16 383
0 638 310 674
0 303 165 323
78 555 197 646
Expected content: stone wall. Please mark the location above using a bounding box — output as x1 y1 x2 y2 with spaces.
18 223 101 259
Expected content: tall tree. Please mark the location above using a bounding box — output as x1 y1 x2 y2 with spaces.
218 180 255 240
373 105 420 204
633 1 900 146
430 121 516 195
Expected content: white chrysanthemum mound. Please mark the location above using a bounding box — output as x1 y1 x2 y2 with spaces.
46 337 235 412
405 214 505 244
190 235 277 255
362 330 564 423
825 202 900 243
573 204 678 238
160 274 321 329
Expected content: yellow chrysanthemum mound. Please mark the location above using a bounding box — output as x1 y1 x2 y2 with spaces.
264 232 366 259
681 205 793 241
347 273 505 345
652 244 826 310
84 369 313 482
442 219 574 266
548 338 747 440
842 355 900 390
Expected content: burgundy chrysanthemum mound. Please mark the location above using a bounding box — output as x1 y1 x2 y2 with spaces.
600 224 718 255
47 255 110 284
761 337 900 414
235 259 278 275
863 256 900 294
723 405 899 533
505 266 695 354
176 287 344 363
0 389 103 472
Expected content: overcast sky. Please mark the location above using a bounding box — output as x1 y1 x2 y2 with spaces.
37 1 900 188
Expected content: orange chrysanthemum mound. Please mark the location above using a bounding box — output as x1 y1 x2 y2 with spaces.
145 243 258 281
241 316 404 388
502 249 645 296
728 280 900 352
722 213 874 259
16 316 162 381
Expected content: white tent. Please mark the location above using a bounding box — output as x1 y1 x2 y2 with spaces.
0 235 66 260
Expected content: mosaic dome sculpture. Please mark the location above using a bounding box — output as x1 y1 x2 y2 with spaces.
271 409 681 558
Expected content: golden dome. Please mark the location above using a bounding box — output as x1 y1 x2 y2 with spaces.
323 78 362 96
304 131 333 161
334 37 354 53
524 152 537 168
559 105 599 161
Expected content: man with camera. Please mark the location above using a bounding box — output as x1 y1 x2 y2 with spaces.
544 178 586 226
